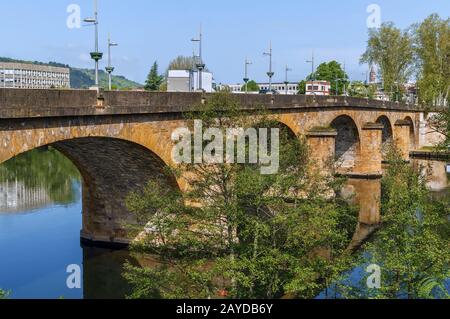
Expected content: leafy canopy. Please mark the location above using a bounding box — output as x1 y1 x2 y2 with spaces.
145 61 164 91
360 22 414 101
124 92 358 299
241 80 260 92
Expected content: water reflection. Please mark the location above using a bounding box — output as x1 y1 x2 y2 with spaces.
412 159 450 194
340 178 382 251
0 148 132 299
0 147 80 214
0 147 448 299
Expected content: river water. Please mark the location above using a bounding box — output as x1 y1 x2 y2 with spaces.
0 148 448 299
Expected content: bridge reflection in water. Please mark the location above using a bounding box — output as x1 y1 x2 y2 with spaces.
0 148 448 298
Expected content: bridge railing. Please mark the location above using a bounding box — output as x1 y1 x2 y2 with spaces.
0 88 423 119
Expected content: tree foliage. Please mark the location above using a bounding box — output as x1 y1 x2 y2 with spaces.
361 22 414 101
313 61 349 95
167 56 197 72
0 289 9 299
124 92 358 299
241 80 259 92
354 147 450 299
145 61 164 91
413 14 450 107
297 80 307 94
347 81 377 99
428 107 450 149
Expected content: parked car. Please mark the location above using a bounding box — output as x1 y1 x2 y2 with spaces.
259 89 279 95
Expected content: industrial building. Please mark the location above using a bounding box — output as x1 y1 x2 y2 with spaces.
167 69 214 93
0 62 70 89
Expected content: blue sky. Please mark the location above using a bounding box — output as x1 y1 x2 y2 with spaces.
0 0 448 84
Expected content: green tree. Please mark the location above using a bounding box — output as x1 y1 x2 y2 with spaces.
428 107 450 149
0 289 9 299
241 80 259 92
313 61 349 95
298 80 307 94
145 61 163 91
413 14 450 107
361 22 414 101
167 56 196 72
355 148 450 299
165 55 210 77
123 92 357 299
347 81 377 99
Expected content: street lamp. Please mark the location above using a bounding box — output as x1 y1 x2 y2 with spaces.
306 51 315 80
335 78 343 96
84 0 102 89
244 58 252 93
105 33 118 91
191 25 205 92
343 61 347 96
284 65 292 95
263 41 274 93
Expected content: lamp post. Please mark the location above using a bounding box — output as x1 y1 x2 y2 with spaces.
335 78 347 96
335 78 339 96
105 33 118 90
191 25 205 92
244 58 252 93
263 41 274 93
306 51 315 80
84 0 102 89
284 65 292 95
343 61 347 96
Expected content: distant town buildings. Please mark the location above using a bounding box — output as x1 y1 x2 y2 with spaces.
305 80 331 96
167 69 214 93
225 82 299 95
369 66 377 84
0 62 70 89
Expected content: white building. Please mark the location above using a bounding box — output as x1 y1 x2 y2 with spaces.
167 70 214 93
226 82 299 95
0 62 70 89
305 80 331 96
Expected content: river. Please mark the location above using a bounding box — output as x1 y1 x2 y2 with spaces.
0 148 448 299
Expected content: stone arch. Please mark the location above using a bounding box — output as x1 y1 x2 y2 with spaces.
1 136 181 246
404 116 416 149
376 115 394 160
331 115 361 171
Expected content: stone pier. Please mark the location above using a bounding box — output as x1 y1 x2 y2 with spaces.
355 123 384 176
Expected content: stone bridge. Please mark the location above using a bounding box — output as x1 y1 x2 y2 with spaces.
0 89 425 245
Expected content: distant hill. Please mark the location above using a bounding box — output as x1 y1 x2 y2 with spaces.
0 57 142 90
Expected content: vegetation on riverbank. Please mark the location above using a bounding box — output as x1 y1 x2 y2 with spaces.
342 148 450 299
0 289 9 299
122 93 450 299
124 92 358 299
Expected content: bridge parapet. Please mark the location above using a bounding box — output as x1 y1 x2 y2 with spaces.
0 88 426 246
0 89 422 119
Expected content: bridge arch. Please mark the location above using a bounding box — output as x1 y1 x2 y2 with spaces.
1 136 181 246
376 115 394 160
330 115 361 172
